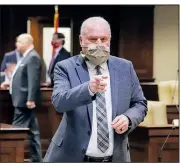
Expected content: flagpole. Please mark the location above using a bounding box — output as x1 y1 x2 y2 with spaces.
54 5 59 33
52 5 59 57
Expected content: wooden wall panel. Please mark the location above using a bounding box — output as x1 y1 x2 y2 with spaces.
29 17 43 56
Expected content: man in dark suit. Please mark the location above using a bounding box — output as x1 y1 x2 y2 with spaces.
44 17 147 162
48 32 70 86
1 49 19 71
10 33 42 162
0 49 21 85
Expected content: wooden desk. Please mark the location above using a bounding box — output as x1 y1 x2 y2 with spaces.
129 125 179 162
166 105 179 124
0 88 62 159
0 123 29 162
0 88 179 162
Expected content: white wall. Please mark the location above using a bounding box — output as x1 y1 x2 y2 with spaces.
153 5 179 82
43 27 71 82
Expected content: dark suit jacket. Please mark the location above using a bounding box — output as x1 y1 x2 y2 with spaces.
0 50 18 83
44 55 147 162
49 47 70 86
1 50 18 72
11 49 41 108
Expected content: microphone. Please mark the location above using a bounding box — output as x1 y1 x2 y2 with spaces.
171 68 179 132
175 104 179 112
158 120 178 162
158 69 179 162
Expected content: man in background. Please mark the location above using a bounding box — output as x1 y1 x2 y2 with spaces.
10 33 42 162
48 32 70 86
0 41 21 87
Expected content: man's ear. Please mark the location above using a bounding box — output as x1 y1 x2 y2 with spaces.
79 35 83 46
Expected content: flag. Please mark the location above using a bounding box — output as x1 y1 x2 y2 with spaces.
54 5 59 33
52 5 59 56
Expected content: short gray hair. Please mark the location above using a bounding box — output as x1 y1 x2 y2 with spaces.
17 33 34 45
80 16 111 36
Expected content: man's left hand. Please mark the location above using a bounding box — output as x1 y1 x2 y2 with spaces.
26 101 36 109
111 115 129 134
5 63 16 73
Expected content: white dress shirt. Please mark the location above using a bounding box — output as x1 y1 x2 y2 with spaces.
16 49 21 62
85 60 114 157
9 46 34 94
53 46 62 60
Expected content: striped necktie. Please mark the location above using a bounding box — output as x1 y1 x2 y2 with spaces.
95 65 109 153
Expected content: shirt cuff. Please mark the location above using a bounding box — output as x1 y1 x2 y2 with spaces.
88 85 94 96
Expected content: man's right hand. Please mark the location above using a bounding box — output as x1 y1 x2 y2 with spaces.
89 75 108 93
6 63 16 73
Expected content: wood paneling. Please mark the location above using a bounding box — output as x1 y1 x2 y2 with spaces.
0 88 179 162
0 123 29 162
0 88 61 159
29 17 42 56
129 125 179 162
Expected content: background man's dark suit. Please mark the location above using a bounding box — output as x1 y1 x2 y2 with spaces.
11 49 42 162
0 50 19 83
0 50 18 71
49 47 70 86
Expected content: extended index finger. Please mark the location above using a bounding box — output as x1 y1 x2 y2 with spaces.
93 76 103 84
102 75 108 79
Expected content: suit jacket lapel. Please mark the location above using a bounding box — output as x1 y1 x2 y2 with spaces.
108 57 118 120
12 50 30 79
51 48 63 72
75 55 93 128
54 48 62 64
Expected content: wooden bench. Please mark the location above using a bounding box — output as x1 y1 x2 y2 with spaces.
0 123 29 162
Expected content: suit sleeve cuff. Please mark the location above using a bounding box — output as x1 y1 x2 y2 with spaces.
88 85 95 96
125 115 132 129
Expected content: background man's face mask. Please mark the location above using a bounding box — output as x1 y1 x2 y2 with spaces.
51 41 59 48
84 44 110 65
51 38 64 48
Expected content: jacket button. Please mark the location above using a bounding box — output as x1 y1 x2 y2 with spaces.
82 149 86 153
88 131 91 135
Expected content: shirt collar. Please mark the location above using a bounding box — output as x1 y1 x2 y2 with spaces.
100 62 108 71
80 52 108 72
23 46 34 57
55 46 62 54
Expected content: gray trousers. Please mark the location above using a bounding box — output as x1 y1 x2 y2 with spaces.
12 107 42 162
